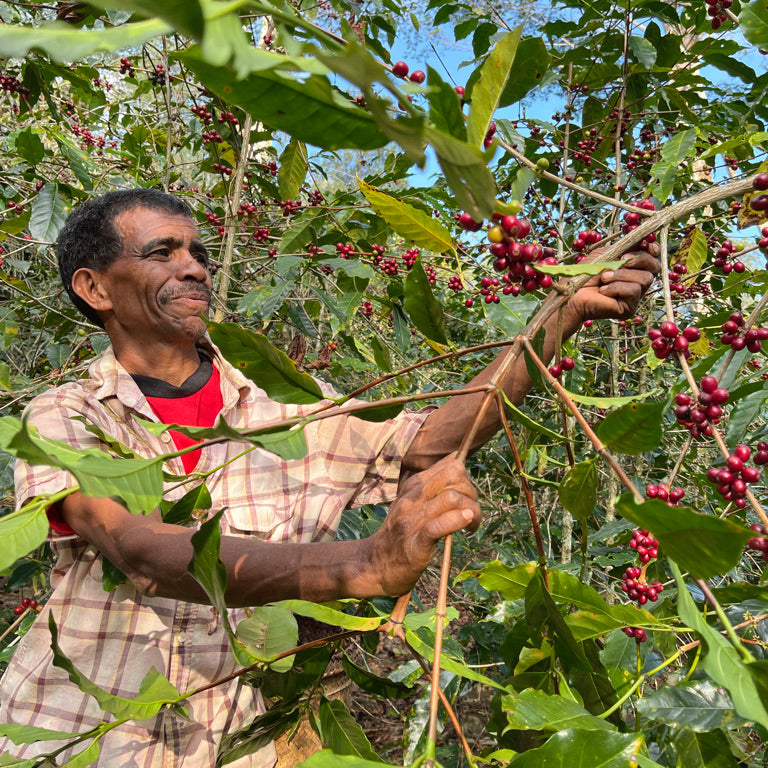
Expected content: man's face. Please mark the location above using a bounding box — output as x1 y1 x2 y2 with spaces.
97 206 212 345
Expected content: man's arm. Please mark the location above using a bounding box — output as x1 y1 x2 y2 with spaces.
58 454 480 606
403 250 660 471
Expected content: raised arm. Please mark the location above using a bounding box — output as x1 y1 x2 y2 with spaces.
403 250 660 471
57 454 481 606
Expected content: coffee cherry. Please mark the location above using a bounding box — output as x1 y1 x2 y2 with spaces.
754 173 768 191
392 61 409 78
560 356 575 371
549 364 563 378
409 70 426 84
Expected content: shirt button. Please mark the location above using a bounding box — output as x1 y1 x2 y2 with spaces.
161 431 172 443
177 632 186 644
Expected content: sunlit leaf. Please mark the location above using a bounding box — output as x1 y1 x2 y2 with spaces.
559 460 598 518
403 259 448 345
596 400 666 454
236 605 298 672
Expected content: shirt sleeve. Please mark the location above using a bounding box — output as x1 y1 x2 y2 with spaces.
14 385 105 541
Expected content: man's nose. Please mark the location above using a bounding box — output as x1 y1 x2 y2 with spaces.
177 250 210 282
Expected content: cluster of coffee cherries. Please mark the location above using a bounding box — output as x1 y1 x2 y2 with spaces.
645 483 685 506
620 529 664 643
747 523 768 561
486 215 557 295
706 444 761 508
751 173 768 212
11 597 41 616
673 376 729 437
571 229 602 253
667 263 689 294
336 242 355 259
119 57 136 77
713 240 746 275
548 356 575 378
705 0 732 29
621 198 657 235
720 312 768 352
647 321 701 359
278 199 303 217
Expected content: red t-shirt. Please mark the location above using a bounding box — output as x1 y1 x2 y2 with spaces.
47 359 223 535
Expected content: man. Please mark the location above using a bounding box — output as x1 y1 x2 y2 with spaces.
0 189 658 766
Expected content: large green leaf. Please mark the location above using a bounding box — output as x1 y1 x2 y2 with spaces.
672 729 739 768
278 139 308 202
29 184 67 242
615 494 750 580
273 599 385 632
14 128 45 166
315 698 383 762
0 416 164 516
498 36 551 107
50 614 182 721
235 605 298 672
298 751 386 768
0 18 171 61
403 259 448 345
466 27 522 149
559 460 598 519
341 653 416 699
649 127 698 202
208 321 324 404
740 0 768 47
97 0 205 38
636 681 744 731
502 689 613 732
358 178 455 255
676 226 708 275
0 497 50 571
181 47 391 152
672 562 768 729
595 400 666 454
0 724 82 746
507 730 645 767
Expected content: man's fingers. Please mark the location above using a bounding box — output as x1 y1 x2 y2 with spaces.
401 455 478 502
422 504 482 540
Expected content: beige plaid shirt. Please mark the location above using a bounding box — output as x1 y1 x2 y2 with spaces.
0 347 427 767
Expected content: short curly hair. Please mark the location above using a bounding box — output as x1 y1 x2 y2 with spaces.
57 189 193 326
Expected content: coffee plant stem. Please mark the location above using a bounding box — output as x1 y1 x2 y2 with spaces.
695 578 755 663
495 391 548 565
213 112 253 322
522 337 642 501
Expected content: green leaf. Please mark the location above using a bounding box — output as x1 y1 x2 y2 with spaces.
61 739 100 768
49 613 182 721
0 18 171 62
467 26 523 149
636 681 744 731
501 689 613 732
672 729 739 768
315 698 383 762
426 66 466 141
161 482 211 526
0 497 49 571
596 400 666 454
616 495 750 580
358 178 455 255
0 724 82 746
498 37 551 107
208 321 323 404
188 509 251 665
235 605 298 672
534 260 627 276
559 460 598 519
278 139 308 201
297 751 386 768
672 562 768 729
501 391 566 440
273 599 385 632
649 127 698 203
29 184 67 242
629 35 657 68
341 653 416 699
181 47 391 152
0 361 10 391
318 258 374 279
566 390 656 409
725 383 768 448
740 0 768 48
403 259 448 345
97 0 204 39
14 128 45 166
507 730 645 767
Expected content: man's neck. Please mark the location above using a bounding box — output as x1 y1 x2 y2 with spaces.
113 343 203 387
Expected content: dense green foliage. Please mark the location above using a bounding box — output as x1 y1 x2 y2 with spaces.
1 0 768 765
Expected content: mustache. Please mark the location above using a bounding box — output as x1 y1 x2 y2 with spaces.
158 286 212 305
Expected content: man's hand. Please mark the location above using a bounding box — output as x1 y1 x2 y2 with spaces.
568 247 660 323
363 454 481 597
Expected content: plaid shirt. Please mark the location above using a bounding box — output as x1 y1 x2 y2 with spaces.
0 346 427 767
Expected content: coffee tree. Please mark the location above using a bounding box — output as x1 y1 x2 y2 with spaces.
1 0 768 765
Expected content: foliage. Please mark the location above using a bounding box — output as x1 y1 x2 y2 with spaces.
0 0 768 766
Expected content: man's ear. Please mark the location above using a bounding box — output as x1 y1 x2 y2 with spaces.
71 267 113 314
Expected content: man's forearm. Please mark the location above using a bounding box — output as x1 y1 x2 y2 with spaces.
403 306 581 472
